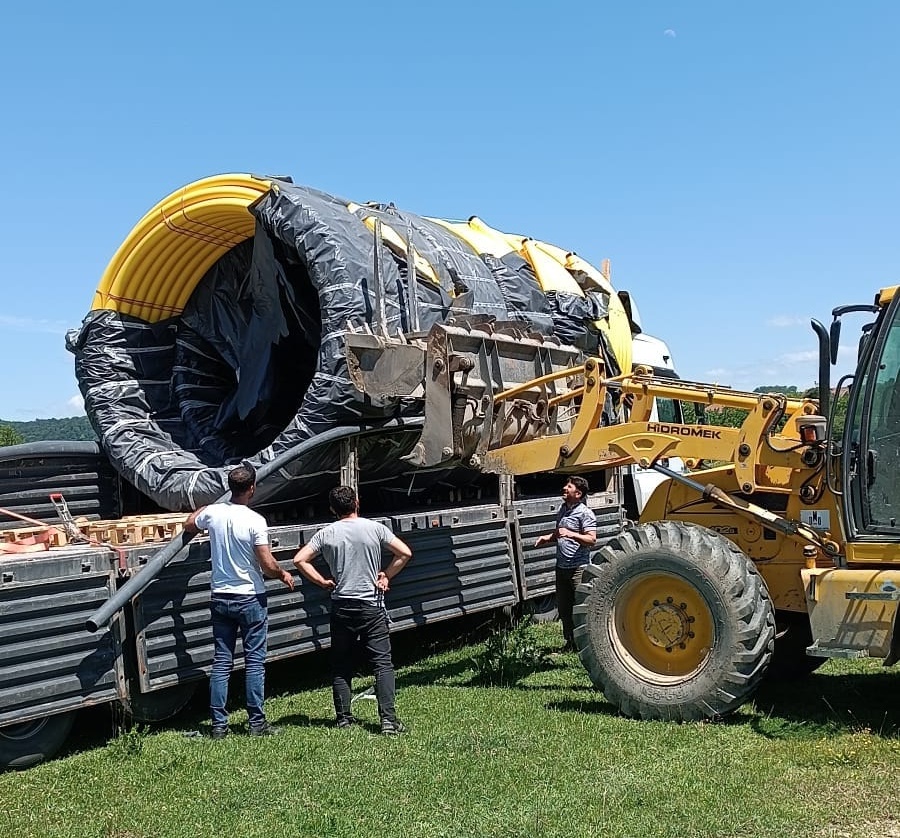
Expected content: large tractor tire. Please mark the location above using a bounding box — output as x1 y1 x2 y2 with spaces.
573 521 775 721
0 711 76 770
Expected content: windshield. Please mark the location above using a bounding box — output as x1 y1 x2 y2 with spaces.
847 298 900 535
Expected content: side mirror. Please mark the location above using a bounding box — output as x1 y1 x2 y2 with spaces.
829 319 841 365
617 290 642 334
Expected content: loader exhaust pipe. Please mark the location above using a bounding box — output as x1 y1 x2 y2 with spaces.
811 319 831 421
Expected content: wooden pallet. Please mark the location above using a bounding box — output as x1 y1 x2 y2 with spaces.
83 514 187 546
0 513 188 552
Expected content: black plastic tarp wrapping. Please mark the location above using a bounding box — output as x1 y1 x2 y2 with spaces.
69 182 618 512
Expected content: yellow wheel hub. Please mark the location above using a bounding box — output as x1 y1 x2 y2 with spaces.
611 572 715 680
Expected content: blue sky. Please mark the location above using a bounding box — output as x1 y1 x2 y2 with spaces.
1 2 897 420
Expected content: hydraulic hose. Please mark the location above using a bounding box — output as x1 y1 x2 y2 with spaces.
85 418 423 632
651 463 839 557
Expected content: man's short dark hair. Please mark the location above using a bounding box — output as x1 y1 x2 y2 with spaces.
228 465 257 496
567 475 589 499
329 485 358 517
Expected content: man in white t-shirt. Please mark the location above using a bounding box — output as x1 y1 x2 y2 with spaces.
293 485 412 735
185 465 294 739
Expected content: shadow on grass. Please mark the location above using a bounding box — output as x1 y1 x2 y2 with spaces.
546 697 621 717
275 712 344 730
751 670 900 740
52 621 900 770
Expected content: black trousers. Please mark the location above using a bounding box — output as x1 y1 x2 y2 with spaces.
555 565 586 645
330 599 397 724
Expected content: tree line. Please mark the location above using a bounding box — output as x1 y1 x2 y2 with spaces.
682 385 849 438
0 416 96 446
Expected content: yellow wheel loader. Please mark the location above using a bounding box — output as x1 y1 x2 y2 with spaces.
345 285 900 720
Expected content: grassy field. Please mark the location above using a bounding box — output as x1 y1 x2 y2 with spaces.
1 618 899 838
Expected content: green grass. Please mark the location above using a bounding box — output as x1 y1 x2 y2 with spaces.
2 619 899 838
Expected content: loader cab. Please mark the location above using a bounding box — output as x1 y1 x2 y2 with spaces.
836 287 900 544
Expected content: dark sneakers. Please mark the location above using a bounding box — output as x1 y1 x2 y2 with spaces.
336 716 361 729
210 727 229 740
249 722 281 737
381 719 408 736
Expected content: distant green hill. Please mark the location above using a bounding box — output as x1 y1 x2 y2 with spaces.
0 416 96 443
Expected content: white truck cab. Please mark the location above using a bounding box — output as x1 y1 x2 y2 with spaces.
618 291 686 518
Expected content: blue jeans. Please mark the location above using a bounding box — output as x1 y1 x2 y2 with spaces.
330 600 397 725
210 592 269 730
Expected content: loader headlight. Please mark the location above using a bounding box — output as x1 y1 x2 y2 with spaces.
797 416 827 445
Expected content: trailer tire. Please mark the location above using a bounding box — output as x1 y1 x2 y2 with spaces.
526 594 558 623
0 711 76 770
573 521 775 721
122 682 198 723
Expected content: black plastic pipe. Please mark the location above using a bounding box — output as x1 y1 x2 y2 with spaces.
85 418 423 632
0 440 101 461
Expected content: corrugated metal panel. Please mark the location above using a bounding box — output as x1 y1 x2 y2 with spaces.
0 449 119 527
0 568 123 726
513 492 622 600
134 503 517 690
387 503 517 629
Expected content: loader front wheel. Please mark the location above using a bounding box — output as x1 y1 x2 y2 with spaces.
573 521 775 721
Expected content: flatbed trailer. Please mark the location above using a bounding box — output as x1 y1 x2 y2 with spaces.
0 464 621 769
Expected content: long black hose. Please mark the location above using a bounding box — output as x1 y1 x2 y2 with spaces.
0 440 101 460
85 419 423 632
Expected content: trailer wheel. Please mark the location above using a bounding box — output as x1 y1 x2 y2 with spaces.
0 711 76 770
526 594 558 623
573 521 775 721
122 682 198 724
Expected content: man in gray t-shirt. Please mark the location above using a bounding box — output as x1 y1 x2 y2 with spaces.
293 485 412 734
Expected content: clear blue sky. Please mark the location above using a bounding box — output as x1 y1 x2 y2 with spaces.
2 2 898 419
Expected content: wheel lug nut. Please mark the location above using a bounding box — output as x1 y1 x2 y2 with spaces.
653 600 659 607
666 597 674 604
680 603 687 610
688 631 695 638
679 643 686 649
687 616 695 623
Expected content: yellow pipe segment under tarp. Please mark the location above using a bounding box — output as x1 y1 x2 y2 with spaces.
91 172 632 373
447 216 632 374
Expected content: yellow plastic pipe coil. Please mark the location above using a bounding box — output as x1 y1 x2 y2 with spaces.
92 173 632 373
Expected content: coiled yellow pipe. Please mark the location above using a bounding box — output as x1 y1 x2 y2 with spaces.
92 173 271 322
91 173 631 372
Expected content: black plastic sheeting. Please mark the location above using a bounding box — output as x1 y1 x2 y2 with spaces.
68 182 619 512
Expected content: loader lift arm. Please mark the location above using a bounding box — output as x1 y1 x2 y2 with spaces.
345 320 838 557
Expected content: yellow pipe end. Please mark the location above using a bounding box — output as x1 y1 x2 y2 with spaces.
93 173 272 322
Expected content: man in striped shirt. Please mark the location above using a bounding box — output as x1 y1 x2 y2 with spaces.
535 476 597 651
